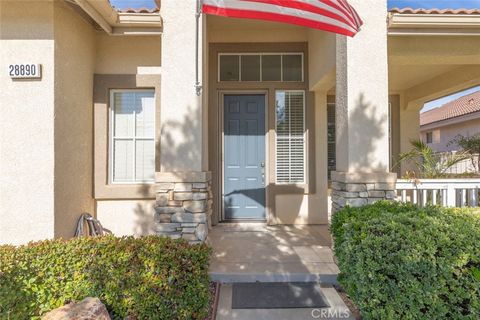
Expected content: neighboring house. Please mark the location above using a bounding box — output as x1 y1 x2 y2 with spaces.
1 0 480 245
420 90 480 152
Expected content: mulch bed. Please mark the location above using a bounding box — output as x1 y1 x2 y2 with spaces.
205 282 220 320
334 284 362 320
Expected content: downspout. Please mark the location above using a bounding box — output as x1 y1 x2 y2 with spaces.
195 0 203 96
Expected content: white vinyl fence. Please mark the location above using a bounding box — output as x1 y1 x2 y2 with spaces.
396 179 480 208
439 153 479 175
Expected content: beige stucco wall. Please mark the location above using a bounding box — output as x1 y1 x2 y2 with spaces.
96 200 156 236
308 30 335 91
398 100 422 175
160 1 204 172
0 0 56 244
207 15 308 43
421 117 480 153
53 0 95 239
389 36 480 66
95 33 161 74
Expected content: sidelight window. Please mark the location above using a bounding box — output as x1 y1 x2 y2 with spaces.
275 90 305 184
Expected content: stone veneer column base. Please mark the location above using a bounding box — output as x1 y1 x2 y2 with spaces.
331 171 397 213
154 172 212 244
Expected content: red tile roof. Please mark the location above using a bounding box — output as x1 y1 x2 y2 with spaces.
111 4 480 15
110 0 160 13
390 7 480 15
119 7 159 13
420 90 480 126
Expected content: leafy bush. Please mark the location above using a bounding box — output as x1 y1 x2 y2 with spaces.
396 139 469 178
0 236 211 320
448 134 480 173
331 201 480 319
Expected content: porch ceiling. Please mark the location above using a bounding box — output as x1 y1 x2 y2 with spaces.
389 64 458 92
388 35 480 96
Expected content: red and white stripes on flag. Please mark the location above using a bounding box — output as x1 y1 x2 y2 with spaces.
202 0 363 37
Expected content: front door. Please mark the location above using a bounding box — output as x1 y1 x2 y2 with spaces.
223 94 266 220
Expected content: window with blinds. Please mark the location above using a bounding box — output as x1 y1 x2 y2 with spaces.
110 90 155 183
275 90 305 184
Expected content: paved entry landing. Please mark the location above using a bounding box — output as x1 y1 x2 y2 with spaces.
208 224 339 283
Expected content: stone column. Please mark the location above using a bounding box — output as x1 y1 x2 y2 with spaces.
157 1 211 242
333 0 396 212
155 172 212 243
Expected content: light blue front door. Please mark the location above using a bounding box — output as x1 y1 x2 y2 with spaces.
224 94 266 220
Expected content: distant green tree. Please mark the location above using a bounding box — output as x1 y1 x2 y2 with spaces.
396 139 470 178
448 134 480 173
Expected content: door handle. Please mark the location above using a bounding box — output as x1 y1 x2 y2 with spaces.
260 162 265 185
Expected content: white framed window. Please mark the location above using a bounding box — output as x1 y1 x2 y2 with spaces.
218 52 304 82
275 90 306 184
109 89 155 184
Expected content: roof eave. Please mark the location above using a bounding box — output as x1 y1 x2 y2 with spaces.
388 13 480 36
73 0 162 35
420 111 480 130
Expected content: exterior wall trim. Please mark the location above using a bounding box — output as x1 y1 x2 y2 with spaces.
93 74 161 199
388 13 480 36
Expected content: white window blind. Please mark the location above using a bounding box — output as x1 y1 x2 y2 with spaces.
276 90 305 184
110 90 155 183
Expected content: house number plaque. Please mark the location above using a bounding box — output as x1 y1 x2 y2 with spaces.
8 63 42 79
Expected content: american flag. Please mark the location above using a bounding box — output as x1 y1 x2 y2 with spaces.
202 0 363 37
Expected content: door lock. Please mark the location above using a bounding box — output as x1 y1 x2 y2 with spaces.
261 162 265 185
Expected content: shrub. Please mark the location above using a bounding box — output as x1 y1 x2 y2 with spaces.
0 236 211 320
331 201 480 320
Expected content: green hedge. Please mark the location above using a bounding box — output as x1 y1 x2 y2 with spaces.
0 236 211 320
331 201 480 320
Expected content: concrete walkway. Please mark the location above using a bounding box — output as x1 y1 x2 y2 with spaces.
208 224 339 283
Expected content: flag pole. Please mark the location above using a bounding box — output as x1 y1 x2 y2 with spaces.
195 0 203 96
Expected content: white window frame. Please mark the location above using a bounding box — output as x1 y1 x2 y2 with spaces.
275 90 306 184
109 89 156 184
218 52 304 83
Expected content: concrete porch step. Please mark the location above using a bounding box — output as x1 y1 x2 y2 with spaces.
208 224 339 284
210 269 338 284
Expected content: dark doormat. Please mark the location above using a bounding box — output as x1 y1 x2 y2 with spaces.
231 282 330 309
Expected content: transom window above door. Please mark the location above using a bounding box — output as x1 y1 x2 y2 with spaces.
218 53 303 82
